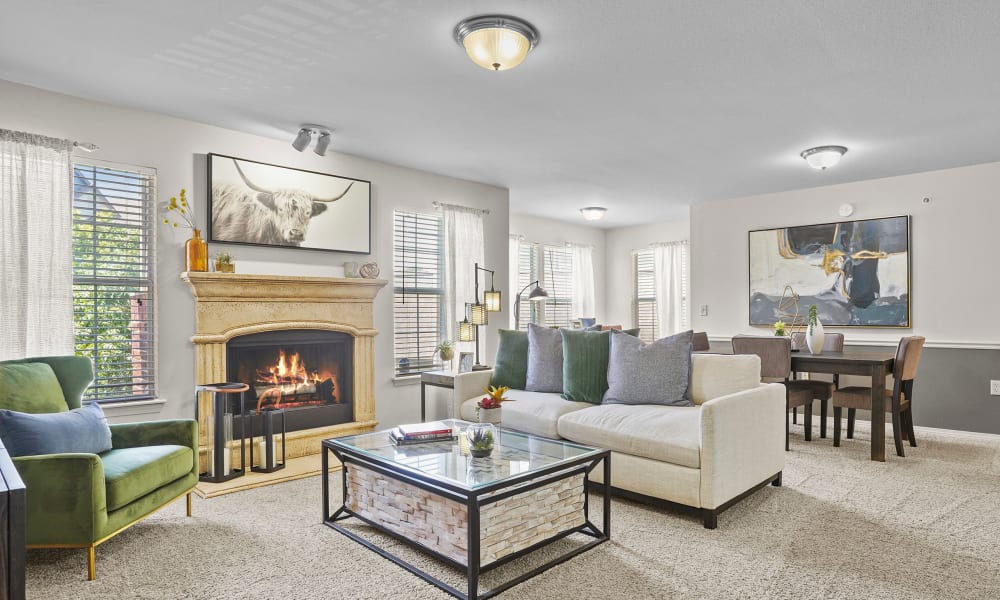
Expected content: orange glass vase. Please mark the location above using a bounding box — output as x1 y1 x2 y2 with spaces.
185 229 208 272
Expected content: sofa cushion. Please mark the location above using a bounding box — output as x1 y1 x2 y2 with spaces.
525 324 563 393
561 329 611 404
491 329 529 390
0 402 111 457
558 404 702 469
605 329 693 406
100 445 194 511
460 389 591 439
689 353 761 405
0 362 68 414
585 325 641 337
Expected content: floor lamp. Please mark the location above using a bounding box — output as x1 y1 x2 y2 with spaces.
514 281 548 330
460 263 501 370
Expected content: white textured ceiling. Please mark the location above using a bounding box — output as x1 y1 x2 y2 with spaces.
2 1 1000 228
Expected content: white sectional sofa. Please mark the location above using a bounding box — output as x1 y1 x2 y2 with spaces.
452 353 785 528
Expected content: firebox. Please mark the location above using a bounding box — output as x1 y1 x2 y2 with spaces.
226 329 353 433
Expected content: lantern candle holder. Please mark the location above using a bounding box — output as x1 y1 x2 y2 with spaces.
250 408 286 473
196 383 248 483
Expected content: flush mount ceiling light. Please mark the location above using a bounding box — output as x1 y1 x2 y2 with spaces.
292 125 332 155
580 206 608 221
801 145 848 170
454 15 540 71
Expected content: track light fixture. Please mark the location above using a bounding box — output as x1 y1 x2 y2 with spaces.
291 125 333 155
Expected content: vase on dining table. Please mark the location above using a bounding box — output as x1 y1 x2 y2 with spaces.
806 315 826 355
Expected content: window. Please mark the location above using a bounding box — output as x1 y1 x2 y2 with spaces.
632 243 690 341
512 242 576 329
514 241 537 330
633 250 658 342
72 161 156 402
393 210 444 376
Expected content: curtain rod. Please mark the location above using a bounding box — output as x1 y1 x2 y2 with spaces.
432 201 490 215
0 128 99 152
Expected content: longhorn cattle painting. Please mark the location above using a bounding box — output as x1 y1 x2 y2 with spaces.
207 153 371 253
749 215 910 327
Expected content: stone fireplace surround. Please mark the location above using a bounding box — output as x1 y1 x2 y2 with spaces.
182 272 386 470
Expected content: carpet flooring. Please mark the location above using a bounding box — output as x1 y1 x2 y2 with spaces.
27 422 1000 599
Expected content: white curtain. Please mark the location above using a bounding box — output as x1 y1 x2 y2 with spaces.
569 243 596 320
0 129 75 360
441 203 485 350
509 234 522 329
653 240 689 337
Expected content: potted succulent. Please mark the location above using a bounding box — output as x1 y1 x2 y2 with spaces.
773 320 787 336
806 304 826 354
214 251 235 273
465 423 496 458
436 340 455 362
477 385 512 425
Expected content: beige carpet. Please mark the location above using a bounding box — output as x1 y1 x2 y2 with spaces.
27 422 1000 599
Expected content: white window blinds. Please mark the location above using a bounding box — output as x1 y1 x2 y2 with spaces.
542 245 574 328
72 161 156 402
393 210 444 376
633 250 658 342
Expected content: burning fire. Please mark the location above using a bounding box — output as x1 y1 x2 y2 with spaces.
253 349 337 413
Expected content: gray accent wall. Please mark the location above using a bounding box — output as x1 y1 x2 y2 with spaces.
708 339 1000 435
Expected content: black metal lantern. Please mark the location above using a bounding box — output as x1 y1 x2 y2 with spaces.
196 383 248 483
250 408 286 473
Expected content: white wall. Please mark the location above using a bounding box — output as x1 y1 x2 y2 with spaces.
508 214 608 323
690 161 1000 345
604 218 691 328
0 79 509 428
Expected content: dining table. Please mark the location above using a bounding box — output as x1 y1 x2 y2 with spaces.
790 349 896 462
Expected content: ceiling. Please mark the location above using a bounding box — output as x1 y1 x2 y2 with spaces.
2 1 1000 228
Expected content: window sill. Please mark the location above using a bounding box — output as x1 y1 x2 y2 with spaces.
392 375 421 387
99 398 167 421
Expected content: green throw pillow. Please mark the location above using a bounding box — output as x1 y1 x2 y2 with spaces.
560 329 611 404
0 363 68 414
491 329 529 390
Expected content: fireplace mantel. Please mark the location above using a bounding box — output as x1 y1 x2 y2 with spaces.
182 272 387 464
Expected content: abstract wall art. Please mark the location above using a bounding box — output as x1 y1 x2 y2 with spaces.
748 215 911 327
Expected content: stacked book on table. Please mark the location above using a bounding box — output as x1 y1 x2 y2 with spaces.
389 421 457 446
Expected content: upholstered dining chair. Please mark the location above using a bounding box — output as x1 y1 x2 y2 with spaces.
789 332 845 438
692 331 711 352
832 336 926 457
732 336 834 450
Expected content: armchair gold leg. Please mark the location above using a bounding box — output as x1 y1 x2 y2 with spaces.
88 546 96 581
186 492 193 517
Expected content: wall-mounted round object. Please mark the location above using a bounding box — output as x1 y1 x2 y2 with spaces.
922 197 931 204
838 203 854 217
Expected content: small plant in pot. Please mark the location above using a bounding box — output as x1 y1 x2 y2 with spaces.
465 423 496 458
436 340 455 362
214 251 235 273
773 320 787 336
476 385 511 425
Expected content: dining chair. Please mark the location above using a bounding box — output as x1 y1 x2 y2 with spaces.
692 331 710 352
832 336 926 457
788 332 844 438
732 336 832 450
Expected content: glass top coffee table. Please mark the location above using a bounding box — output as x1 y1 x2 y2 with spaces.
322 419 610 600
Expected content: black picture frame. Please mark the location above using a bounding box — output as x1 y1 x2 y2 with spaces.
748 215 911 328
207 153 371 254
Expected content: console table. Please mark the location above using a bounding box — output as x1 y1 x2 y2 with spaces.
419 370 457 422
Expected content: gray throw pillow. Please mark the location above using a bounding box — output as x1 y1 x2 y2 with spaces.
0 401 112 457
525 323 563 392
603 329 694 406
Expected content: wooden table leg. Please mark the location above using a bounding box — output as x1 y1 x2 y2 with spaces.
870 365 886 462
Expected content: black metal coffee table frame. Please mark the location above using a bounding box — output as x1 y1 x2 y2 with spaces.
322 439 610 600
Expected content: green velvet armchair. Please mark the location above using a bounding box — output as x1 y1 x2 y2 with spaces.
0 356 198 580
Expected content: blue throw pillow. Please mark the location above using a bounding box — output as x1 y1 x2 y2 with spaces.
0 402 112 457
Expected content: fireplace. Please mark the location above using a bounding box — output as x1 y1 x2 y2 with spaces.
227 329 354 433
183 272 386 465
